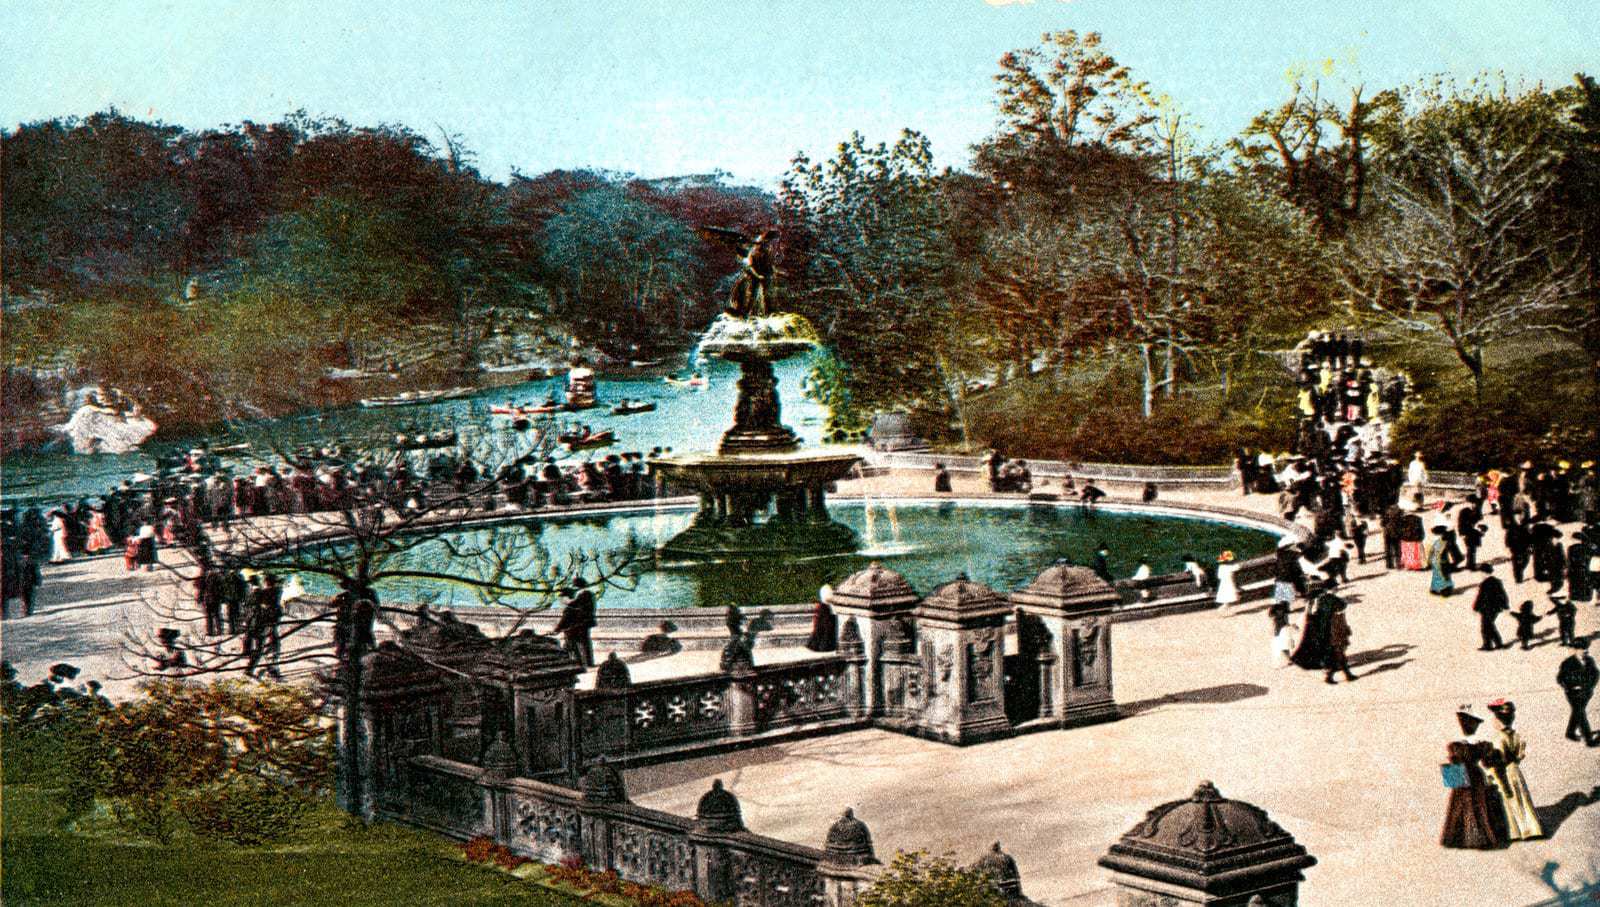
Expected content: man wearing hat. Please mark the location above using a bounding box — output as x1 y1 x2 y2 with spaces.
552 584 597 667
1556 640 1598 745
1472 565 1510 651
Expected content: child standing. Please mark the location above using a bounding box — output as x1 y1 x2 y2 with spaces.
1512 601 1543 651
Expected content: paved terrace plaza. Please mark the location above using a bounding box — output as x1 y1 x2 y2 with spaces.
4 469 1598 906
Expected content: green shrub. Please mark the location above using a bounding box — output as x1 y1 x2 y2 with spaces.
964 369 1295 465
3 664 334 845
1390 376 1600 471
92 678 333 844
179 776 317 846
854 850 1006 907
1 662 109 825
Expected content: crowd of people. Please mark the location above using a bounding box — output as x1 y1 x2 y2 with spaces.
3 439 675 567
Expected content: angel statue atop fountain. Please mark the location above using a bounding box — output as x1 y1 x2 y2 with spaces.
700 226 778 318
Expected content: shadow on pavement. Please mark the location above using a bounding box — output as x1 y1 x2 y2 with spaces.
1535 785 1600 840
1120 682 1270 718
1348 643 1414 669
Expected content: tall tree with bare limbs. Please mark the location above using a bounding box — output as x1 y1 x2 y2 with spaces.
123 419 646 818
1342 79 1592 400
975 30 1156 215
1232 69 1401 237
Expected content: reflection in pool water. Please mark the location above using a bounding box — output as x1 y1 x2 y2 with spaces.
332 499 1280 611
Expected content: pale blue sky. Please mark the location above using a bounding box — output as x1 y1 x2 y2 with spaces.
3 1 1594 185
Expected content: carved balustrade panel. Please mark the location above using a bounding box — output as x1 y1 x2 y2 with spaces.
730 849 827 907
627 677 732 750
406 759 485 835
611 820 697 892
752 660 849 730
512 792 582 862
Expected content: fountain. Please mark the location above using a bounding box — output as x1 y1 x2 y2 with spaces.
652 241 861 562
653 313 861 561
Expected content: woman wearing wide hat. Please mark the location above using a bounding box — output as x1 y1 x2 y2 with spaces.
1485 700 1544 841
1213 551 1240 606
1440 706 1510 849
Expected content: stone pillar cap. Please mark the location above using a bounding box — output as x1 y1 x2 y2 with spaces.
914 574 1009 623
1099 781 1316 894
826 562 920 613
822 807 878 866
1010 562 1120 613
694 779 745 833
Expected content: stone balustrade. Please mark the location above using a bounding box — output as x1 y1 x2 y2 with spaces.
389 755 870 906
574 655 864 767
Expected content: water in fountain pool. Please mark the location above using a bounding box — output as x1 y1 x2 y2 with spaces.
311 499 1279 610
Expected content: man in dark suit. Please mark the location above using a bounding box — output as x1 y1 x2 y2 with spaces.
553 585 597 667
1506 518 1532 584
1472 565 1509 651
1381 504 1404 570
1556 639 1598 745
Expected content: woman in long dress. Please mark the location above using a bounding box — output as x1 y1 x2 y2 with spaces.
48 511 72 563
135 523 158 571
1485 701 1544 841
805 594 837 652
1427 528 1455 596
1213 551 1240 606
1441 708 1509 849
1289 589 1335 669
85 506 113 554
1400 511 1427 571
1568 540 1594 604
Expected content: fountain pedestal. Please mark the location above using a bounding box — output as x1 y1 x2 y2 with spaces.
654 318 859 563
718 351 800 454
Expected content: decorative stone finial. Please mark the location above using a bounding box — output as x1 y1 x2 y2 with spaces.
482 732 516 778
694 779 744 833
970 841 1023 898
595 652 632 690
822 807 877 866
580 757 628 804
838 618 864 656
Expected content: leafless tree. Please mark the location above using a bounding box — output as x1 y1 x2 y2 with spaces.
120 416 647 817
1342 97 1591 400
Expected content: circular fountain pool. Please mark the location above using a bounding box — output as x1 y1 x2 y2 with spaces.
337 498 1283 611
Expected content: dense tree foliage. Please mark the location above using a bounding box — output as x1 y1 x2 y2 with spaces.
2 113 772 431
4 36 1596 464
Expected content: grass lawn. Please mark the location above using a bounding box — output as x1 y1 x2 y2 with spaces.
1 785 589 907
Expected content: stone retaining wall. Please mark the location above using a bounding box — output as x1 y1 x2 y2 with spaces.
866 451 1478 490
389 755 860 906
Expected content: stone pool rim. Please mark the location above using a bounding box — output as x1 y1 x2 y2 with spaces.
396 492 1306 629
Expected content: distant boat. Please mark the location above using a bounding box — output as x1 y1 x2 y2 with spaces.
492 400 561 416
664 375 708 389
359 386 475 408
611 400 657 416
566 366 597 410
559 428 616 450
